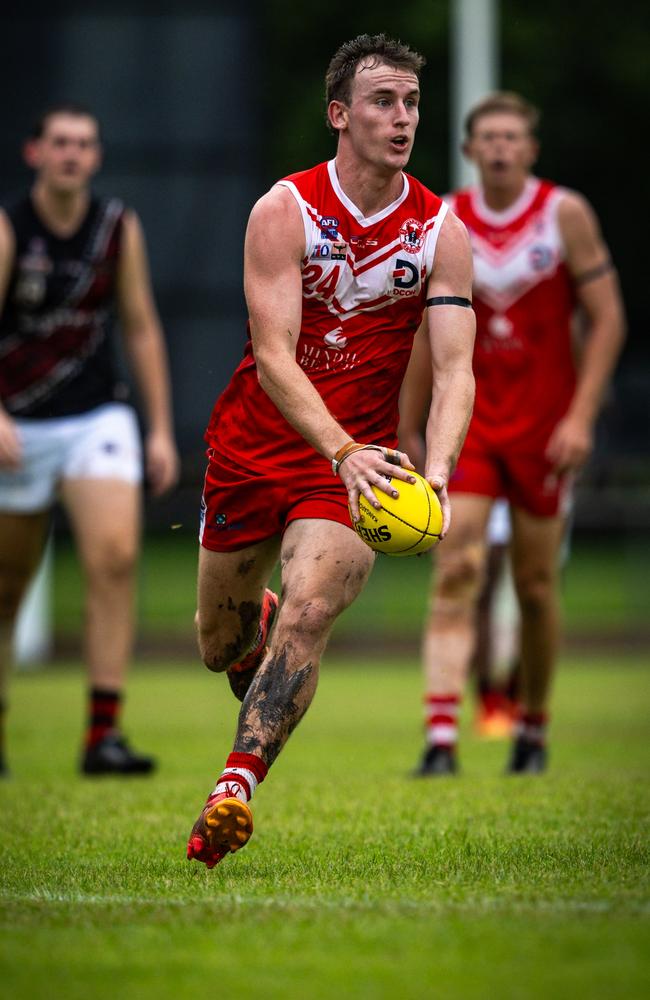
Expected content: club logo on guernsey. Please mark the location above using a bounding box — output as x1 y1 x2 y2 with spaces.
15 237 52 307
323 327 348 349
399 218 424 254
529 244 554 271
488 314 514 340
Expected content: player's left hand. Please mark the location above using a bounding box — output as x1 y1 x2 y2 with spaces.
424 472 451 539
145 431 180 496
545 413 593 473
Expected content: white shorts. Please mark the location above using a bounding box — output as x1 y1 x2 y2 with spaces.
486 496 574 562
487 498 511 546
0 403 142 513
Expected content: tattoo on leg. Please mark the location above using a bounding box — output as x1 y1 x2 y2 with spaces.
234 644 316 767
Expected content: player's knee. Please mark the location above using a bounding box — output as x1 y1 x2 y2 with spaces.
516 571 556 616
281 596 337 647
197 623 255 674
199 640 229 673
85 538 137 584
436 544 484 603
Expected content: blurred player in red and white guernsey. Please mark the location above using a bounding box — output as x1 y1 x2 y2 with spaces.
400 92 625 776
186 34 476 868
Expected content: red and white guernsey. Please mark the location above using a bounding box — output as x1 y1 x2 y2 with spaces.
449 178 577 452
206 159 447 472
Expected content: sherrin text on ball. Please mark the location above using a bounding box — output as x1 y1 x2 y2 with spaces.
351 471 442 556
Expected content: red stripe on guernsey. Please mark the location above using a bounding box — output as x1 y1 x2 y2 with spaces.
226 751 268 783
350 216 439 277
350 241 401 275
328 292 394 317
454 180 554 241
304 202 336 234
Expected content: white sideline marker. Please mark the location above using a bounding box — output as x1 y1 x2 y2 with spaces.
14 538 53 668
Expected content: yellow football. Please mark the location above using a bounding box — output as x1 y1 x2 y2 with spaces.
351 471 442 556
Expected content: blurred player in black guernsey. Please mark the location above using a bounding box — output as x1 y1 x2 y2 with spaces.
0 103 179 776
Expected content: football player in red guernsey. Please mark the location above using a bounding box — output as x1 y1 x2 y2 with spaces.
399 92 626 776
186 34 476 868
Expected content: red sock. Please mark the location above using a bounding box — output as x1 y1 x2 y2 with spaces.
425 694 460 749
86 688 121 748
210 751 268 803
480 689 504 714
515 710 548 746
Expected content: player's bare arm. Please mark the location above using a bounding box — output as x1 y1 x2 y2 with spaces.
245 185 417 522
546 192 626 472
0 209 21 470
116 209 179 496
398 318 433 473
423 211 476 536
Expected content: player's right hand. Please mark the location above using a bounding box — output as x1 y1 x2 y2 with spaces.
424 472 451 539
336 445 416 523
0 410 21 469
145 430 180 497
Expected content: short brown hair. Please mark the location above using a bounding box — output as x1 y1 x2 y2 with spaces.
30 102 99 140
464 91 540 139
325 33 425 110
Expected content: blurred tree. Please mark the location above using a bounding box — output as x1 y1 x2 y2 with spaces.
259 2 449 187
502 0 648 370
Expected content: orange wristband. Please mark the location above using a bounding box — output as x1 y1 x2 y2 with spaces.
331 441 362 476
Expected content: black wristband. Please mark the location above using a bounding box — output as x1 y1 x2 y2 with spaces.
426 296 472 308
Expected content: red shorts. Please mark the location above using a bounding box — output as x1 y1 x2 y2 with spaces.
449 443 573 518
199 449 353 552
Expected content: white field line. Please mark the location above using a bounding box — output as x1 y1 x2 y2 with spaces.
2 892 649 916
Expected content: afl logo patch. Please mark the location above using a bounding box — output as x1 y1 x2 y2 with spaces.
320 216 339 240
399 218 424 254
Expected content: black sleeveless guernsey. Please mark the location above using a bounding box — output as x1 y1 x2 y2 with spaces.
0 194 126 418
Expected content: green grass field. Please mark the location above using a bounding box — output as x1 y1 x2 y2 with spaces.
1 653 649 999
52 529 650 650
